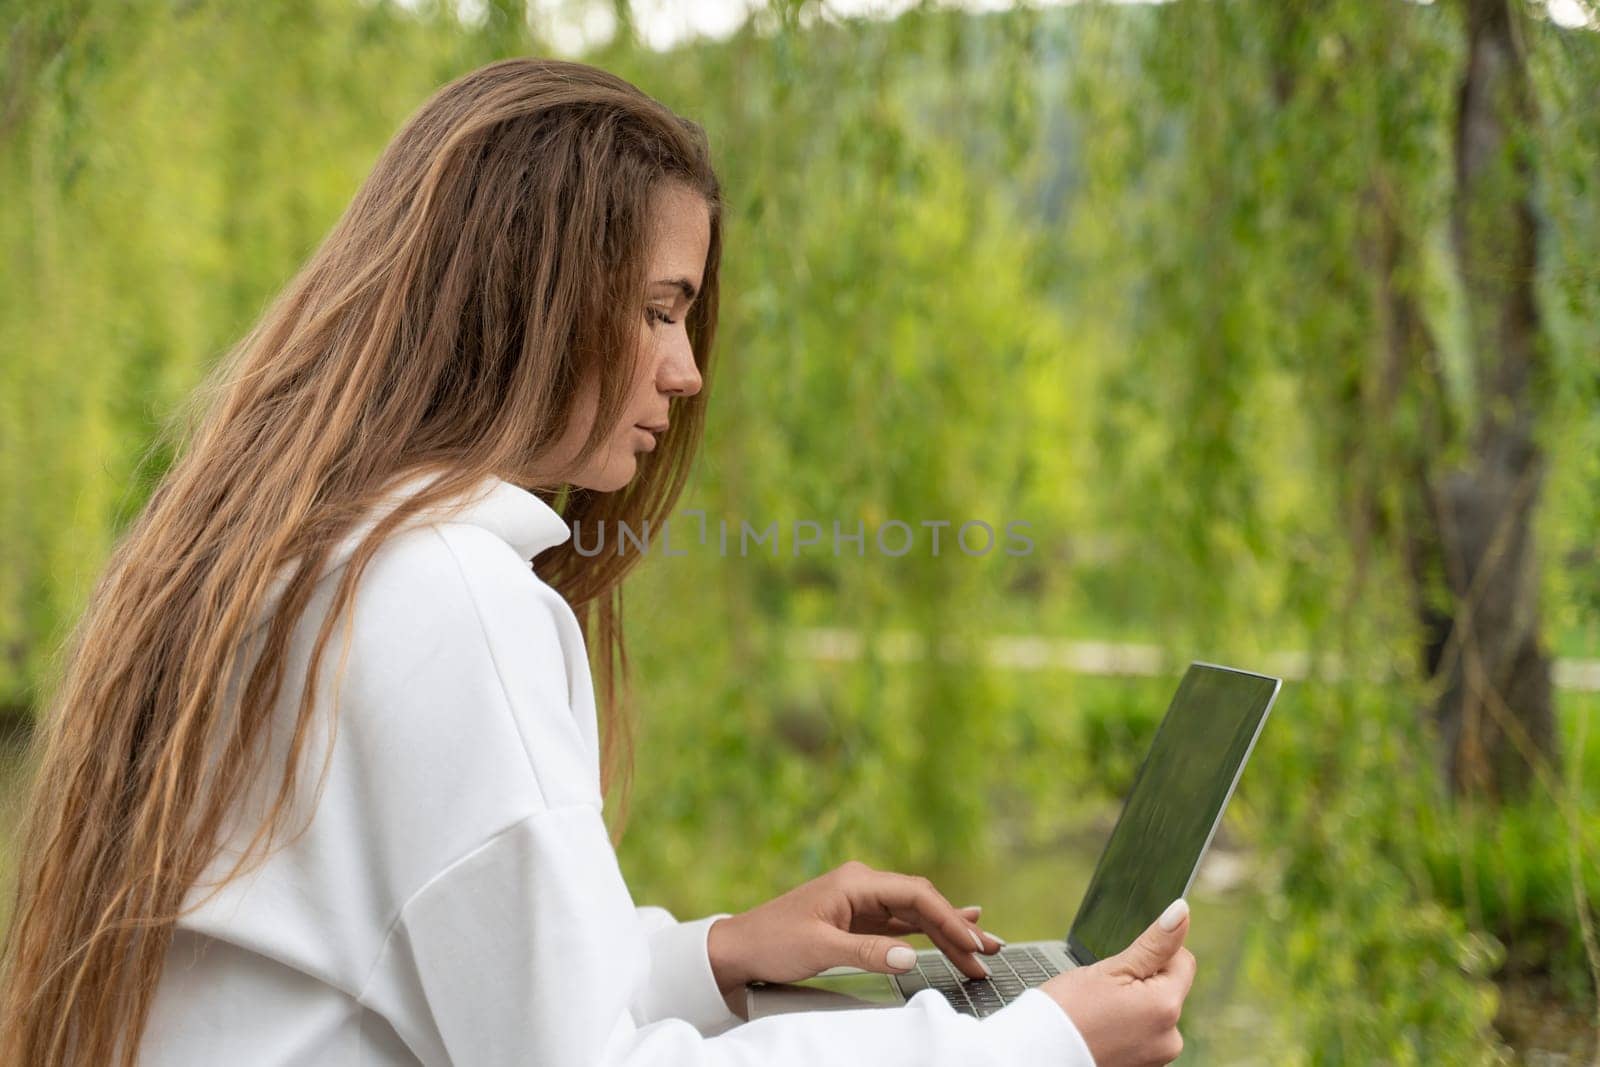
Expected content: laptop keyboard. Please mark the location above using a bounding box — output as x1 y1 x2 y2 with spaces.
891 944 1062 1017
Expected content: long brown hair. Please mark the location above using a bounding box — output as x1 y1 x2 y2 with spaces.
0 57 722 1065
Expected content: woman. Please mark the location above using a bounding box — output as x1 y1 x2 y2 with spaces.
0 58 1194 1065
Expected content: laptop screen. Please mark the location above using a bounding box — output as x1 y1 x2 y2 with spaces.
1066 663 1279 964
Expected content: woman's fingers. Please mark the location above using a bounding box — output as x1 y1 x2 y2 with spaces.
816 927 923 975
869 904 981 936
886 903 993 979
1165 946 1198 999
878 914 1006 951
954 906 1005 948
839 867 994 980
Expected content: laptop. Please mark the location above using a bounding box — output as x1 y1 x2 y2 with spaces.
745 661 1282 1020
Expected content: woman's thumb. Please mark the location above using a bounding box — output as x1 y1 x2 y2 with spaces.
823 928 921 974
1113 899 1190 979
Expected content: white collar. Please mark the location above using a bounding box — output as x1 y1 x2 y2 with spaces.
386 471 573 561
251 472 572 632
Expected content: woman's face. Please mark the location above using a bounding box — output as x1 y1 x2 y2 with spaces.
536 182 709 492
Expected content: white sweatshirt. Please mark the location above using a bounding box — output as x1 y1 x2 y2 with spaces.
140 473 1096 1065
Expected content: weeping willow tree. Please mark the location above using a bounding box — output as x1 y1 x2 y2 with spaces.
1065 0 1600 1056
1079 0 1598 803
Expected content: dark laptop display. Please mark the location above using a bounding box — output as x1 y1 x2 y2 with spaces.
1067 663 1280 964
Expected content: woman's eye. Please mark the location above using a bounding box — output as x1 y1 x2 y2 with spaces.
645 306 678 326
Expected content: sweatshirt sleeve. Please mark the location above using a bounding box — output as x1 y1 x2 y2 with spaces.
365 801 1095 1067
629 906 742 1034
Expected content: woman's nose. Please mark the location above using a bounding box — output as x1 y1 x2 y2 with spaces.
658 333 702 398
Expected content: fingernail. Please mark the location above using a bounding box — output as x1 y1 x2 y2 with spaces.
983 929 1007 947
1158 898 1189 931
976 957 992 978
968 928 986 954
960 904 982 915
887 946 917 971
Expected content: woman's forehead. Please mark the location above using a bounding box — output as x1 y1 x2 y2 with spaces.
646 184 710 286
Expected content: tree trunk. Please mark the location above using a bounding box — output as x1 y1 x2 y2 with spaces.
1423 0 1558 800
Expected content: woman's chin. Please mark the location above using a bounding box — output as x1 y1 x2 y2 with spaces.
577 457 638 494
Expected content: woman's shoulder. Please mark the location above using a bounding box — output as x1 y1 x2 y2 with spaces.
357 516 563 617
252 474 574 640
245 475 599 805
330 516 601 808
345 519 579 706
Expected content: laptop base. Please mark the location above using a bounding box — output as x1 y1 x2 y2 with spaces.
744 939 1077 1020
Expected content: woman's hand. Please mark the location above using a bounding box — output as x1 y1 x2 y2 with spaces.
1042 899 1197 1067
706 860 1000 1017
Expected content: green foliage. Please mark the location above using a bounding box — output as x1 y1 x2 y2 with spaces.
1418 695 1600 1000
1265 888 1507 1065
1248 678 1511 1063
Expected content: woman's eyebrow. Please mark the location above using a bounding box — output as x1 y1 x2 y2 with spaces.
651 277 698 300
